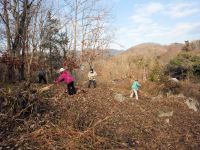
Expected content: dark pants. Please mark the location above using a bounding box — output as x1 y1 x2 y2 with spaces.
38 75 47 84
88 80 96 88
67 81 76 95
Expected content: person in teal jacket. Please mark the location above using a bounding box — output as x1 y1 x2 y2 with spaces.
130 79 141 100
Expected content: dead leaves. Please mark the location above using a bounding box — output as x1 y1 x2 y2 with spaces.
1 83 200 149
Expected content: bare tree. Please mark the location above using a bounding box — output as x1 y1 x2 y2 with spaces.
0 0 42 81
0 0 114 82
27 0 42 81
0 0 11 53
63 0 112 66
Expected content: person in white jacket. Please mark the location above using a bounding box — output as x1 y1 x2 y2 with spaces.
88 68 97 88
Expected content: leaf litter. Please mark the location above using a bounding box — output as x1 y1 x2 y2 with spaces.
0 82 200 150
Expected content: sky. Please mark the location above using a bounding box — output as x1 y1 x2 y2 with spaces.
106 0 200 50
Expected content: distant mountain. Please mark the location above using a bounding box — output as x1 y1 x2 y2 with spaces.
124 43 168 58
76 49 123 57
114 42 184 64
107 49 124 56
159 43 183 64
100 42 184 80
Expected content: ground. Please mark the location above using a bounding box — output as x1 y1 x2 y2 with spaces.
0 82 200 150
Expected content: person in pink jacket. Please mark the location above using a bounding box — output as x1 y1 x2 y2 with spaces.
54 68 76 95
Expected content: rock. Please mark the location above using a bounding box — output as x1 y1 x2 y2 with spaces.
30 124 35 129
158 111 173 117
177 93 185 98
165 118 170 124
170 78 179 82
185 98 199 112
166 91 172 97
114 93 126 102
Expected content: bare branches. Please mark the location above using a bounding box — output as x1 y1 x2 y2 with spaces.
63 0 112 57
0 0 114 82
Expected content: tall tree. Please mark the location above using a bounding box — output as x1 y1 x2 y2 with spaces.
40 10 61 77
64 0 112 57
0 0 38 81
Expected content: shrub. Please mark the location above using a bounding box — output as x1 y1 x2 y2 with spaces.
148 59 163 82
165 52 200 80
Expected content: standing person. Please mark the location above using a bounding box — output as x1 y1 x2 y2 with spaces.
54 68 76 95
38 68 47 84
88 68 97 88
130 79 141 100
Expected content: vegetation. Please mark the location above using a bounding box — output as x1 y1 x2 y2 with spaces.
1 82 200 149
148 59 163 82
0 0 112 83
165 52 200 80
0 1 200 149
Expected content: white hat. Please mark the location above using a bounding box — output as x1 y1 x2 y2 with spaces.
59 68 65 73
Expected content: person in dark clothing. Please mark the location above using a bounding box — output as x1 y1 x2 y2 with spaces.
67 81 76 95
38 68 47 84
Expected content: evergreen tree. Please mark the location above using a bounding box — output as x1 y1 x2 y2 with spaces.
40 11 62 78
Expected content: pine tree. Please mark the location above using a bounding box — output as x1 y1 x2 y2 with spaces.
40 11 62 78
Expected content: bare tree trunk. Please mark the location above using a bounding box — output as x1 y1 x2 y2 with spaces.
18 0 34 81
143 67 147 82
19 0 28 80
49 44 53 79
2 0 11 52
1 0 14 82
73 0 78 56
27 1 41 81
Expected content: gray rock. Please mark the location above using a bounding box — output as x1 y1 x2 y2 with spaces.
30 124 35 129
114 93 126 102
170 78 179 82
158 111 173 117
165 118 170 124
177 93 185 98
185 98 199 112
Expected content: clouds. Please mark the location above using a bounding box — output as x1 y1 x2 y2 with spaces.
172 22 200 35
131 1 200 24
112 1 200 49
166 3 200 18
135 2 164 16
112 0 121 3
131 2 164 23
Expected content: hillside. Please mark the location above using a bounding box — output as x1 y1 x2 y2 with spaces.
98 43 183 81
107 49 124 56
124 43 168 58
0 82 200 149
159 43 183 64
120 43 183 63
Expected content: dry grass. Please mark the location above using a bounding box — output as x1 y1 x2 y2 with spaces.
180 82 200 102
1 81 200 149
